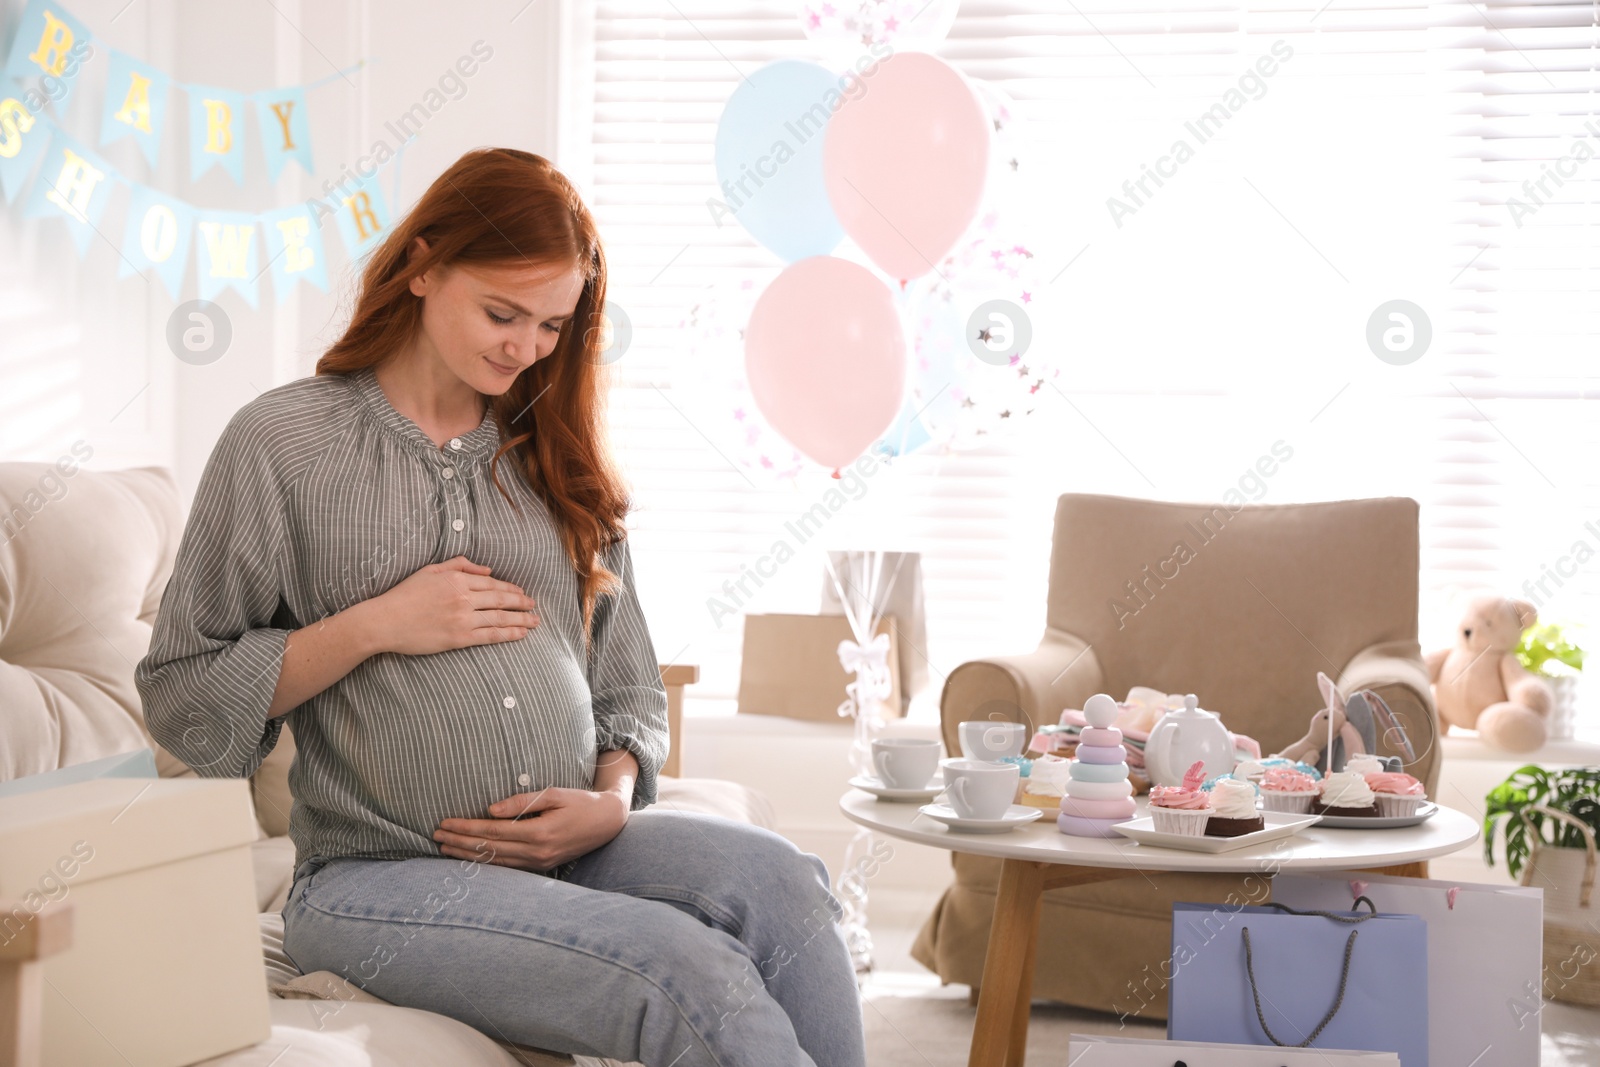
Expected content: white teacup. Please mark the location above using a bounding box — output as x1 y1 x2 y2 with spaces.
958 720 1028 761
871 738 941 789
940 758 1019 820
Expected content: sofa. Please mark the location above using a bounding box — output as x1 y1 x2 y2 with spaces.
911 492 1443 1020
0 461 777 1067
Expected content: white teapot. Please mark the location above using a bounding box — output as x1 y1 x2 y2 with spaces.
1143 694 1235 787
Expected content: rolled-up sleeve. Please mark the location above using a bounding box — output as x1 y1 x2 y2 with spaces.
586 536 669 810
136 410 292 779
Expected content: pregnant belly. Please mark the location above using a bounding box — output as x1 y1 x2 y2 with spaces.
322 641 598 831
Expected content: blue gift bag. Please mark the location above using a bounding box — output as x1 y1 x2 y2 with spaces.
1169 898 1428 1067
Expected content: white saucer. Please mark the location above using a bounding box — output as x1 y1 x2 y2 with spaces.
1312 800 1438 829
917 802 1044 834
848 774 946 803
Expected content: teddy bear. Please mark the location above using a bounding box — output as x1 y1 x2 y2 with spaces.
1426 594 1553 753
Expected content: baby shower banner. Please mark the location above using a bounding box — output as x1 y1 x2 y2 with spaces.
0 0 393 306
5 0 320 181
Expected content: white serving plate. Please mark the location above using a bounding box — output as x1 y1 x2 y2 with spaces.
1311 800 1438 830
1114 810 1323 853
848 774 946 803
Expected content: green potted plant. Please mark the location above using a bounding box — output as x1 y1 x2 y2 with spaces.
1484 764 1600 1005
1484 764 1600 878
1515 622 1586 741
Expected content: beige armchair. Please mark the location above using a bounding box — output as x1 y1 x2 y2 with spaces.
911 493 1441 1021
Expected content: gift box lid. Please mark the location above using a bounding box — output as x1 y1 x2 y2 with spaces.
0 748 158 800
0 777 257 894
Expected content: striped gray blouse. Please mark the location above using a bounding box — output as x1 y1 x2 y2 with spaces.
135 364 670 874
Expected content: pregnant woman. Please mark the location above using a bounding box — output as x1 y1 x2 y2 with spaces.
136 147 866 1067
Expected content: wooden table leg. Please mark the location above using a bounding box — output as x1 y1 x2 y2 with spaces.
969 859 1044 1067
968 862 1133 1067
1005 879 1042 1067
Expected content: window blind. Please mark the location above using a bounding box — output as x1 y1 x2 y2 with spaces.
1437 0 1599 637
576 2 1597 710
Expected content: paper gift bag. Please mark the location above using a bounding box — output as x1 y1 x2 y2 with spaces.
1169 899 1428 1066
1272 871 1542 1067
819 549 927 711
1067 1032 1401 1065
736 612 902 722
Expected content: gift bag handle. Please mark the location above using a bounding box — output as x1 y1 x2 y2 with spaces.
1241 895 1379 1048
1516 804 1596 908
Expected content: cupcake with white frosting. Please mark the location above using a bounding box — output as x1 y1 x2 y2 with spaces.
1343 754 1386 777
1018 754 1072 809
1315 770 1380 817
1204 777 1265 837
1230 759 1266 784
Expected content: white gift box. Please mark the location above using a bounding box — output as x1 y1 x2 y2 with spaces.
0 777 270 1067
1067 1033 1401 1065
1272 871 1544 1067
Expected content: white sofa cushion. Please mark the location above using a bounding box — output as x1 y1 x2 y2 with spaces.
0 463 181 780
256 913 639 1067
190 995 545 1067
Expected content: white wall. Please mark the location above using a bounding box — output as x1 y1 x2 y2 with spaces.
680 707 955 894
0 0 566 500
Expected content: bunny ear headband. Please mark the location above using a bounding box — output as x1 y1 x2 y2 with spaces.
1317 672 1418 764
1351 688 1417 763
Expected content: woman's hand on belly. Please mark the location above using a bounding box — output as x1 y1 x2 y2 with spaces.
358 556 540 656
432 786 629 872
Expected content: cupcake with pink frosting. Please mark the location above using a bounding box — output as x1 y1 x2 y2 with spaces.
1148 760 1213 836
1366 771 1427 817
1259 767 1321 814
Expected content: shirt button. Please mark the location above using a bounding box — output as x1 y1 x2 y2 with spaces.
451 518 465 532
442 467 455 480
449 438 463 451
517 773 531 787
503 696 516 709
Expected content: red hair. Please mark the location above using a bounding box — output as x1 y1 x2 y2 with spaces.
316 147 629 653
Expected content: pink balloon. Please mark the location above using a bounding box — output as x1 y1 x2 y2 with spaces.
823 52 989 281
744 256 905 471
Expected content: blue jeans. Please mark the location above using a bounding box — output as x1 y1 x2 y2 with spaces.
280 809 866 1067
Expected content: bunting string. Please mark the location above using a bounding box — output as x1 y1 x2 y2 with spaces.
2 0 398 305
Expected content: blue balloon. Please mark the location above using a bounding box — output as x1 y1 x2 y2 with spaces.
876 394 935 458
714 60 845 262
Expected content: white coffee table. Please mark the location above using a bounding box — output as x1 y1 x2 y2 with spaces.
840 789 1480 1067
